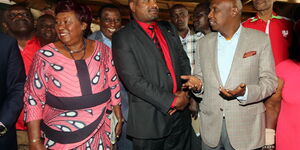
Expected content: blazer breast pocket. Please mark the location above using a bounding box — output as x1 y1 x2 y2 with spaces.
241 52 258 64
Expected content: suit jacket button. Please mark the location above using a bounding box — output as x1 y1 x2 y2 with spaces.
167 73 171 76
220 108 223 111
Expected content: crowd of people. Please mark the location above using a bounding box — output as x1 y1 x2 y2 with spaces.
0 0 299 150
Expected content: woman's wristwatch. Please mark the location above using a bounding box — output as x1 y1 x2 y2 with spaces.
0 122 7 136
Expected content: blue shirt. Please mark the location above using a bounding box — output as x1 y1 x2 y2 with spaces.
88 31 111 48
217 25 247 100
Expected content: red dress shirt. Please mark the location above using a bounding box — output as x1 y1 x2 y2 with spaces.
135 20 177 108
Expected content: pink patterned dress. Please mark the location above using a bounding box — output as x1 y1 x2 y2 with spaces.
23 41 121 150
276 60 300 150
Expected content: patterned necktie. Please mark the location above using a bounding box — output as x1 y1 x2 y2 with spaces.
148 25 161 49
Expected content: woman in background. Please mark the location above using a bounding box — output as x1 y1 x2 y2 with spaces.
275 22 300 150
24 0 123 149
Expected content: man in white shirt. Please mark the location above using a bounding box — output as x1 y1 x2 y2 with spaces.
181 0 277 149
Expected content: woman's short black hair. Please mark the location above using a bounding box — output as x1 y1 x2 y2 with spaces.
55 0 92 37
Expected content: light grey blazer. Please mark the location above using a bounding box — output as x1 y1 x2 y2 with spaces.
194 27 277 149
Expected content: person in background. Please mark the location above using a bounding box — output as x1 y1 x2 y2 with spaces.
88 4 132 150
243 0 294 148
170 4 203 74
24 0 123 149
275 21 300 150
169 3 202 133
181 0 277 149
112 0 192 149
189 2 212 145
36 14 57 47
3 4 40 150
0 33 26 150
89 4 121 45
193 2 212 36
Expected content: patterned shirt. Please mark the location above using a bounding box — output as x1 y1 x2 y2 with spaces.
180 30 204 74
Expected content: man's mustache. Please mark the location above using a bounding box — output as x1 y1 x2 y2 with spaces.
148 8 159 13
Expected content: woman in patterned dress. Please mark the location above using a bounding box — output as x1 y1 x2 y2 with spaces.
24 0 123 149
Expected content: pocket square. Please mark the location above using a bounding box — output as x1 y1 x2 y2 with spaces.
243 51 256 58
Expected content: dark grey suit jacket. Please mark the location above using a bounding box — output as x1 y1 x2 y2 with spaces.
0 33 26 149
112 21 191 139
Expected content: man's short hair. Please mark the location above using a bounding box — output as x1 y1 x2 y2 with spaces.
97 4 120 18
37 14 55 24
170 4 188 14
194 2 210 15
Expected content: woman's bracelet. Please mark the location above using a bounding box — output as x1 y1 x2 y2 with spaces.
262 144 275 149
30 138 41 143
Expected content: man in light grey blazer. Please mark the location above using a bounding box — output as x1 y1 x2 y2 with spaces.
181 0 277 149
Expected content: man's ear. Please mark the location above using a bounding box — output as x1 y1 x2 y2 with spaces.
129 1 135 13
2 22 8 33
232 7 239 16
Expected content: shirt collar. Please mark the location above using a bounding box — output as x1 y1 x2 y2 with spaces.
19 36 40 51
100 31 111 42
218 24 242 41
180 29 191 41
135 19 157 30
251 11 282 22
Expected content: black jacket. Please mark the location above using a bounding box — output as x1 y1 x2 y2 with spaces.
112 21 191 139
0 33 26 149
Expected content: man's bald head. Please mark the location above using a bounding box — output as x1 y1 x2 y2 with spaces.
208 0 242 33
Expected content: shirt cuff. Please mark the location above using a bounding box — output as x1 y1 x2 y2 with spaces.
0 122 5 128
192 86 204 97
237 86 248 101
170 97 177 108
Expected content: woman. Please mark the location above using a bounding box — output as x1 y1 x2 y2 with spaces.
275 23 300 150
24 0 123 149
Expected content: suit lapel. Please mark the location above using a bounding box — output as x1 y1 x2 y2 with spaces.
224 27 248 87
211 34 223 85
158 23 176 69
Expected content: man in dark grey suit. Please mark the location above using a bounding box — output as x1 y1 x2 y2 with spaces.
0 33 26 149
112 0 192 149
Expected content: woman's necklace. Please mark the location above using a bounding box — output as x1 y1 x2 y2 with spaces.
63 39 87 60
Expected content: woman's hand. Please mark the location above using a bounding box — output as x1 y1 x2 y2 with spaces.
115 119 123 138
28 120 46 150
112 105 124 138
29 142 47 150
